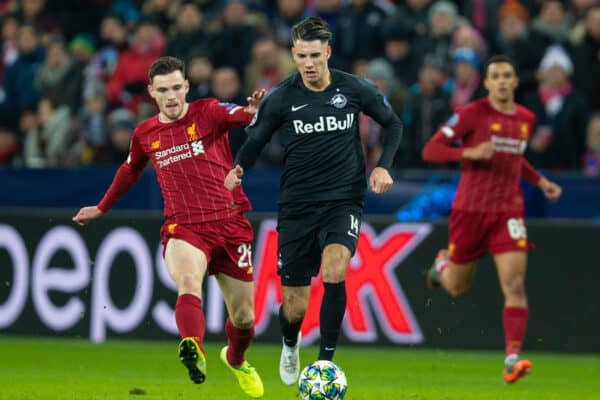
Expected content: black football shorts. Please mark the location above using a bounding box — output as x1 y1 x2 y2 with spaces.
276 199 363 286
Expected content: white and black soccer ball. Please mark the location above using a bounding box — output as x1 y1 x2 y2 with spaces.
298 360 348 400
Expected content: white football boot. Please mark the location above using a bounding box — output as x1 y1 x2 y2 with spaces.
279 332 302 385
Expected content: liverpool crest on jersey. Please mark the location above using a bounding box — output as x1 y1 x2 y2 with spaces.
329 93 347 109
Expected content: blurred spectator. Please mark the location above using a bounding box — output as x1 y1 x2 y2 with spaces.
20 105 43 167
210 66 250 158
423 0 461 71
211 66 244 104
523 45 589 169
359 58 407 170
569 0 598 44
80 82 108 162
35 38 84 112
17 0 59 39
109 0 142 27
84 14 128 98
164 2 209 64
351 58 369 77
448 47 484 110
399 56 452 168
68 33 97 65
210 0 261 76
107 17 165 114
244 37 295 96
100 107 136 164
387 0 432 39
381 23 421 86
23 96 73 167
0 14 19 105
2 24 44 127
460 0 503 42
0 126 18 165
452 25 487 62
571 5 600 112
330 0 387 71
530 0 572 47
141 0 178 32
272 0 311 47
186 52 213 102
583 113 600 176
493 0 543 99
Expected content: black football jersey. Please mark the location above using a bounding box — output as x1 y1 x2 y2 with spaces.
236 69 403 205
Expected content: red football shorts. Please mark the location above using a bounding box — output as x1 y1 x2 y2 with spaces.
448 209 531 264
160 213 254 282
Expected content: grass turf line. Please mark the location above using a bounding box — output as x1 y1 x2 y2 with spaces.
0 337 598 400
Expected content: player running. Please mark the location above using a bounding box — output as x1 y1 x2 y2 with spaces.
224 16 403 385
73 56 265 398
422 55 562 383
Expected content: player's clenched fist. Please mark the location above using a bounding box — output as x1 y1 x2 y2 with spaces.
369 167 393 194
463 141 494 161
72 206 103 226
538 177 562 202
224 165 244 190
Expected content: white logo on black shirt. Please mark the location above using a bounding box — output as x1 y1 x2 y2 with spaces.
291 104 308 112
330 94 347 109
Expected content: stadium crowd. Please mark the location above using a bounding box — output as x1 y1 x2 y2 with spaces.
0 0 598 174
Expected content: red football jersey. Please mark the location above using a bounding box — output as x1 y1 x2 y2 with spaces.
425 98 540 213
99 99 252 223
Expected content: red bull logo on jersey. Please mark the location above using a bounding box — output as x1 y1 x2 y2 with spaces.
491 135 527 154
293 113 354 135
251 220 431 344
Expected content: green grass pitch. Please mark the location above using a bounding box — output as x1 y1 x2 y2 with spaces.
1 337 598 400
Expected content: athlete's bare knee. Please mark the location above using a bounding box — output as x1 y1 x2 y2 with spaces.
178 272 201 294
445 282 470 298
322 257 348 282
503 281 526 301
283 303 307 324
230 308 254 329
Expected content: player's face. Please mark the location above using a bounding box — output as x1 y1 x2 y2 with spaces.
148 70 189 121
292 39 331 89
484 62 518 103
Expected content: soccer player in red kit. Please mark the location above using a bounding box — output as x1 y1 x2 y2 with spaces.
73 57 266 398
422 55 562 384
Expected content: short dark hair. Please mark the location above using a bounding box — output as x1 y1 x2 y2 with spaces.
291 16 332 44
149 56 185 83
484 55 518 78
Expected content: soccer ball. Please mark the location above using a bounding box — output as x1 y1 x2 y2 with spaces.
298 360 348 400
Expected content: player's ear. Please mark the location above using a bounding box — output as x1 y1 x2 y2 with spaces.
147 83 155 99
184 79 190 94
483 76 490 91
326 45 331 60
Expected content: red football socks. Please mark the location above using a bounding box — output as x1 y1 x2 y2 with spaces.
502 306 529 355
225 318 255 368
175 294 206 353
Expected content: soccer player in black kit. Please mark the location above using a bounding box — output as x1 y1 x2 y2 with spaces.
224 16 403 385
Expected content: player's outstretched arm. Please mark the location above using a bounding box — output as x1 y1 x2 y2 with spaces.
369 167 393 194
72 206 104 226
